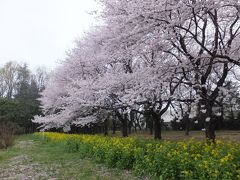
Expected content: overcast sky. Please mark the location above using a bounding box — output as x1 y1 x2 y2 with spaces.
0 0 98 70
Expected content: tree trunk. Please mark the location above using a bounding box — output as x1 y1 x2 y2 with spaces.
128 120 132 134
122 117 128 137
112 119 116 134
149 117 153 135
115 111 128 137
153 113 161 139
154 119 161 139
185 117 190 136
129 111 134 134
205 118 216 142
204 103 216 142
145 113 153 135
104 118 108 136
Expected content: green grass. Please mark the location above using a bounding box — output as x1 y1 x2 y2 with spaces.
0 135 136 179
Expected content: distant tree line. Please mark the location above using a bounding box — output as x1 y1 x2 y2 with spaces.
0 61 48 133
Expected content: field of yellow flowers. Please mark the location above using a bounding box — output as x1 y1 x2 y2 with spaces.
35 132 240 179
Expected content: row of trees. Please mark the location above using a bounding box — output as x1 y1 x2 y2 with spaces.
0 61 47 133
34 0 240 141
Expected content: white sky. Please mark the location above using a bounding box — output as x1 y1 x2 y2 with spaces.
0 0 98 70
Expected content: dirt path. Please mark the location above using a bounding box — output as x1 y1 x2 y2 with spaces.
0 140 53 180
0 137 137 180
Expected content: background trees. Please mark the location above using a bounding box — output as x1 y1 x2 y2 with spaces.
0 61 47 133
0 62 19 98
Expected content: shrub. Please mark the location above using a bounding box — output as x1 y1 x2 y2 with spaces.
0 121 17 148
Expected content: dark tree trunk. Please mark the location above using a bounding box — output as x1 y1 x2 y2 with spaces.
134 124 137 132
145 112 153 135
205 124 216 142
122 117 128 137
104 118 108 136
112 119 116 134
129 111 134 134
153 112 161 139
185 117 190 136
128 121 132 134
150 116 154 135
205 118 216 142
135 115 142 131
154 118 162 139
116 111 128 137
201 63 228 141
203 102 216 142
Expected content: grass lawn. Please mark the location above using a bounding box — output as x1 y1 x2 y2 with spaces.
0 135 136 180
108 130 240 142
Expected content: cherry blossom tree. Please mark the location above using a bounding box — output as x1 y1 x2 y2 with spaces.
33 28 109 131
34 0 240 141
99 0 240 141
